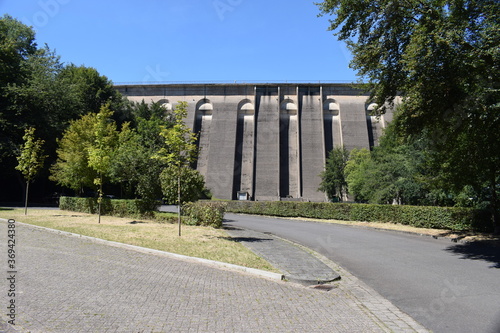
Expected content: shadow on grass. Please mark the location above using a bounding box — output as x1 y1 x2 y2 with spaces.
0 207 14 211
445 240 500 269
128 221 147 224
53 214 86 218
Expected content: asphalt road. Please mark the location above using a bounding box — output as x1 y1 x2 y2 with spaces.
223 213 500 333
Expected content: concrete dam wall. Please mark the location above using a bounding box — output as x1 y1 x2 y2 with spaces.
116 83 393 202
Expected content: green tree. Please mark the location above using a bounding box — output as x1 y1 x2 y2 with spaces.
109 124 142 197
109 123 162 208
110 101 175 207
319 146 349 201
87 104 119 223
153 101 201 236
370 146 424 205
0 15 130 203
317 0 500 232
0 15 37 89
58 64 127 120
344 144 426 205
50 113 99 194
1 15 65 164
15 127 47 215
130 100 174 126
344 148 372 203
159 166 205 205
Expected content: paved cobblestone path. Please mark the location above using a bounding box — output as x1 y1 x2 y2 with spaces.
1 220 426 332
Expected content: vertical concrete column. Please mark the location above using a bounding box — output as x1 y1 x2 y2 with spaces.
299 86 326 202
194 99 213 177
233 99 255 199
323 96 343 154
180 85 198 133
336 96 371 151
279 98 299 198
254 86 280 201
204 93 239 200
366 103 387 148
185 101 198 134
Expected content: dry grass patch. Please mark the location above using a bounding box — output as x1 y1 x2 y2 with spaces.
0 208 278 272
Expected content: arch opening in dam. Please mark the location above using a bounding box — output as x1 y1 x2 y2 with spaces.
116 83 395 202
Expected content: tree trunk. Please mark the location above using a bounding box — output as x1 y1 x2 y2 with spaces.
98 199 101 224
98 174 102 224
178 171 181 237
24 181 29 216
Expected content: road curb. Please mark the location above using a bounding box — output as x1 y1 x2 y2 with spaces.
268 233 342 285
0 219 285 282
284 274 341 286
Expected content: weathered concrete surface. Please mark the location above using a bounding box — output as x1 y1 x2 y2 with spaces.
116 83 394 201
254 86 280 201
300 86 326 202
233 109 254 198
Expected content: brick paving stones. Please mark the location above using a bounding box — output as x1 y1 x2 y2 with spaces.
0 220 428 332
224 226 340 284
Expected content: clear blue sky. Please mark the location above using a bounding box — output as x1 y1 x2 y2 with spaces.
1 0 358 84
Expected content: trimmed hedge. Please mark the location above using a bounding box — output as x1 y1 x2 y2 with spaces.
60 197 227 228
182 201 227 228
225 201 492 232
59 196 157 218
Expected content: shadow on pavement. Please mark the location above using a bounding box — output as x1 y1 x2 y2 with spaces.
223 226 242 230
445 240 500 269
217 236 273 243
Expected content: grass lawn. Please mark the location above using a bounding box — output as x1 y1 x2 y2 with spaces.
0 208 278 272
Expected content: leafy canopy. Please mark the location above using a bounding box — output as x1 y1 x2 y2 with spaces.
154 101 198 169
317 0 500 230
50 113 99 193
16 127 47 183
319 146 349 202
153 101 202 204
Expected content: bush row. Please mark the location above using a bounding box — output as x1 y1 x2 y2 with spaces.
59 196 157 218
182 201 227 228
225 201 492 232
59 196 227 228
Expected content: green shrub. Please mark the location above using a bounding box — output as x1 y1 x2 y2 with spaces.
59 196 97 214
182 201 227 228
59 196 157 218
153 211 179 224
225 201 491 232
